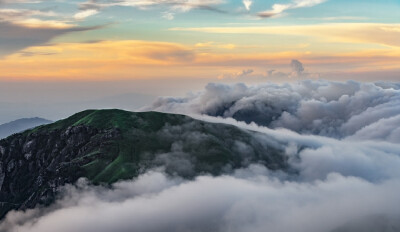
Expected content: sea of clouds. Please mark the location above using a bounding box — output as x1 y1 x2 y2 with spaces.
147 80 400 142
1 80 400 232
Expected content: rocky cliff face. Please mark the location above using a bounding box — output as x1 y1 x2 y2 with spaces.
0 124 120 218
0 109 288 219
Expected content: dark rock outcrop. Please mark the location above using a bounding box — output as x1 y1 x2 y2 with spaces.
0 124 120 218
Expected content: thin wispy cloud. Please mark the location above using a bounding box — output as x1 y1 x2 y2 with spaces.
258 0 327 18
242 0 252 11
0 8 64 27
74 9 99 20
74 0 226 20
170 23 400 48
0 0 42 4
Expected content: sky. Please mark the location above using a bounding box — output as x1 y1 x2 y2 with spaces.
0 0 399 122
0 0 399 81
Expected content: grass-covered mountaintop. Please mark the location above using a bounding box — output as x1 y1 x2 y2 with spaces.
0 109 287 218
29 109 186 133
22 110 199 184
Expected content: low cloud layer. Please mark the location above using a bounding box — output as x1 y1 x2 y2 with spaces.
2 165 400 232
2 104 400 231
2 80 400 231
146 80 400 141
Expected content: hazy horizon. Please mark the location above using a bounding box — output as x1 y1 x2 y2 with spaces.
2 72 399 124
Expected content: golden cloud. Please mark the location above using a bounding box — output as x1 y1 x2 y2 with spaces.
0 40 399 80
171 23 400 48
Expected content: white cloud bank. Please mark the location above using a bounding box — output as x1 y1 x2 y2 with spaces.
2 106 400 232
2 167 400 232
145 80 400 141
1 79 400 232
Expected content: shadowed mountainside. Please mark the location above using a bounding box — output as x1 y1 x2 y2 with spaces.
0 109 289 219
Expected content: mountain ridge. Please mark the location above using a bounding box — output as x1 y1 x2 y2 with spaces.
0 109 288 219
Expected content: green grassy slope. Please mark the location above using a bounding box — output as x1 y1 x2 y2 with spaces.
0 109 288 219
23 109 286 183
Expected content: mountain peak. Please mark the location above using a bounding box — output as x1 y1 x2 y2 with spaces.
0 109 288 219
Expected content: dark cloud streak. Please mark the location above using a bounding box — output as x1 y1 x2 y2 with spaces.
0 21 106 57
257 11 277 18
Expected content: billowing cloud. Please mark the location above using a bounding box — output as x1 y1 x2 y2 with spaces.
191 114 400 181
145 80 400 139
1 79 400 231
348 115 400 143
1 125 400 232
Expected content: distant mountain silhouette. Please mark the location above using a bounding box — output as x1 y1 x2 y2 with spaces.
0 117 52 139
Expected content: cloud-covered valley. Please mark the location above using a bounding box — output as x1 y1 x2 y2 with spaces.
2 164 400 232
146 80 400 142
1 80 400 232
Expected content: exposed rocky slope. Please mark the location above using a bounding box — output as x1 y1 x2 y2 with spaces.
0 109 288 219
